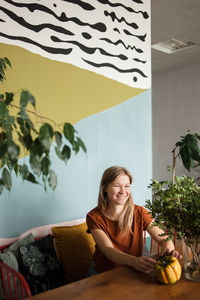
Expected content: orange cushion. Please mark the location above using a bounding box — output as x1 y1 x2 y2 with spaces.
51 222 95 283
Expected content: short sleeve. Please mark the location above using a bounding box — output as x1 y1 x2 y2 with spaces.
86 208 106 233
142 207 153 230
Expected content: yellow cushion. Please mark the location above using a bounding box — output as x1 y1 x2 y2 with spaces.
51 222 95 283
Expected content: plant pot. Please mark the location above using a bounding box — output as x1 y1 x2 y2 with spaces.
183 238 200 281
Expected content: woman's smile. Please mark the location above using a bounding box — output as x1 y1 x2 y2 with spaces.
105 175 131 205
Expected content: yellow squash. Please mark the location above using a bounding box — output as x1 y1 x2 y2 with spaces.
154 256 182 284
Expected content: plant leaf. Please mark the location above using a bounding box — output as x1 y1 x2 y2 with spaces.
0 102 8 120
72 140 79 153
4 57 11 67
62 145 71 162
7 141 20 160
2 168 12 191
20 164 29 180
26 173 38 184
22 134 33 150
18 110 29 120
39 123 53 139
0 142 7 158
5 92 14 105
0 179 4 194
30 154 41 176
27 91 36 108
41 156 50 176
39 123 53 151
179 145 191 171
63 123 74 144
20 90 29 109
55 146 64 160
77 137 87 152
54 131 62 148
48 170 57 190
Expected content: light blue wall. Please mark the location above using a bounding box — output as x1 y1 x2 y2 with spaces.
0 90 152 238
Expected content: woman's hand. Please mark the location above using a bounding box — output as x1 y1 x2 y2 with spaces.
131 256 156 273
161 248 182 259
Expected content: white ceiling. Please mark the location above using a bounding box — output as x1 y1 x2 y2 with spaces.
151 0 200 73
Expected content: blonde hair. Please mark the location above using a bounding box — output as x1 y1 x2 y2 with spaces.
98 166 134 234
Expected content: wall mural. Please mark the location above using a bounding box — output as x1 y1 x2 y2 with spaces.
0 0 150 89
0 0 151 238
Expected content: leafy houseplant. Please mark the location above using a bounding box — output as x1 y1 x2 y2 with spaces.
145 132 200 281
0 57 86 194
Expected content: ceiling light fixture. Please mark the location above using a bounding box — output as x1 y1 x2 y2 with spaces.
152 38 195 54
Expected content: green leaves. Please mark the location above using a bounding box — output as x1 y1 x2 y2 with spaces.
7 141 20 160
146 131 200 246
39 123 53 151
0 56 86 195
48 170 57 190
0 57 11 82
2 168 11 191
146 175 200 243
64 122 75 144
20 90 36 109
53 123 86 163
175 133 200 171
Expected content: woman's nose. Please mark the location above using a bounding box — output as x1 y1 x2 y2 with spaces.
119 186 125 193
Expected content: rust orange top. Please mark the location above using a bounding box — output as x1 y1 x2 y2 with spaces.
86 205 153 272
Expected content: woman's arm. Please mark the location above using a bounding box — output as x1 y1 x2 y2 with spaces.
91 228 156 273
147 221 180 257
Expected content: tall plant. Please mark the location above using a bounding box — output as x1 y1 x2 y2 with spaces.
0 57 86 194
145 132 200 280
171 132 200 183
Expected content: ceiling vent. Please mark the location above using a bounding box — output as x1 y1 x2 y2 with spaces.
152 38 195 54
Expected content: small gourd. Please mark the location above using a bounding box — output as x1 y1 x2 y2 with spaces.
154 255 182 284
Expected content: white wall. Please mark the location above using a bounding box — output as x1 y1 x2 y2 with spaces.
152 62 200 181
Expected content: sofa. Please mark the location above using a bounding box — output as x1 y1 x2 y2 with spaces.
0 218 96 299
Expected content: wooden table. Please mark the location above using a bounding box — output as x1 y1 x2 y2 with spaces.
28 264 200 300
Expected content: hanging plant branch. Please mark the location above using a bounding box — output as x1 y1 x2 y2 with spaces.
0 57 86 194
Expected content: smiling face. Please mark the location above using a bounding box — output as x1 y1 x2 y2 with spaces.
105 175 131 206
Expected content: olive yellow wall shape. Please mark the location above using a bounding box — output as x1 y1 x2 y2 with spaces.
0 43 144 124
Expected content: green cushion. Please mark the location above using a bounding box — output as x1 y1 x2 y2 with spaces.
0 251 18 271
5 233 34 261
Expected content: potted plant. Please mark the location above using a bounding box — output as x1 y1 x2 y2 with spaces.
145 132 200 281
0 57 86 194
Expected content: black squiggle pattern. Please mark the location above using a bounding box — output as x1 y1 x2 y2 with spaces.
51 36 128 60
96 0 149 19
133 58 146 64
0 0 150 87
61 0 95 11
82 32 92 39
132 0 143 3
58 13 106 32
104 11 138 29
2 0 106 32
124 29 146 42
0 6 74 36
100 38 143 53
82 58 148 77
113 28 120 33
0 32 73 55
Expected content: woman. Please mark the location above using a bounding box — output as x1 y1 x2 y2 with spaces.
86 166 179 275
